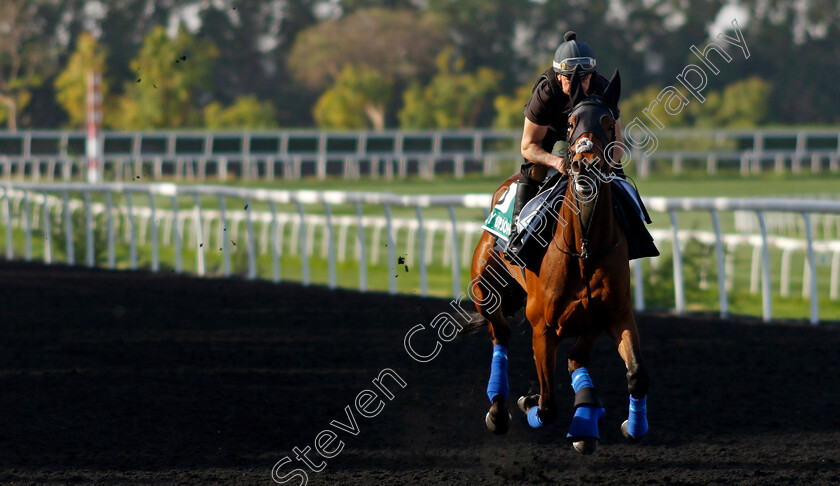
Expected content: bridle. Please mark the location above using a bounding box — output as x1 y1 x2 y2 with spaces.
554 98 622 263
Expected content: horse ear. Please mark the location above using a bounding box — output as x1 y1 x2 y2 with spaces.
569 65 587 107
602 70 621 115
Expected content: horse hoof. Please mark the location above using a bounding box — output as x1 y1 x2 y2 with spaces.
485 409 512 435
621 420 644 442
572 438 598 455
517 394 540 414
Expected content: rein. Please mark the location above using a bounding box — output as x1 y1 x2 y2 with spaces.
553 137 622 264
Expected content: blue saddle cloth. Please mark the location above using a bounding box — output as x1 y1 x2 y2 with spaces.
494 174 659 265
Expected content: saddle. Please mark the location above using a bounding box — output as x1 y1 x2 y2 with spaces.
482 172 659 268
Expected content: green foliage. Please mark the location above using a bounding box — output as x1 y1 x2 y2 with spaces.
398 48 501 129
203 95 279 129
710 77 772 128
288 8 446 91
0 0 56 130
54 33 111 129
623 77 772 130
492 83 532 129
115 25 218 129
313 66 393 130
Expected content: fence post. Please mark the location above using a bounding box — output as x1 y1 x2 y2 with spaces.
40 191 51 264
802 212 819 325
632 258 644 311
62 191 76 265
669 210 685 314
169 193 181 273
415 206 428 297
4 187 11 260
354 201 367 292
23 190 32 261
710 210 728 318
295 199 309 286
124 192 137 269
106 191 115 269
83 191 94 267
269 200 280 283
193 194 205 277
245 198 257 280
219 196 230 277
756 211 773 322
145 190 158 271
448 205 460 299
323 200 336 288
384 204 396 295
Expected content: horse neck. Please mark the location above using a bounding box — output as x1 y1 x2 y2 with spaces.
556 181 619 252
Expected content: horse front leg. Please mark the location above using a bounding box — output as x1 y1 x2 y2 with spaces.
566 333 606 454
517 324 560 429
608 315 650 442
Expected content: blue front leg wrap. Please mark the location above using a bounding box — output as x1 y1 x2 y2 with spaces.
567 405 605 439
626 395 648 438
486 345 509 403
566 368 605 440
527 406 544 428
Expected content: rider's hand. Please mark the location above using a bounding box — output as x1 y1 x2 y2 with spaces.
553 157 567 175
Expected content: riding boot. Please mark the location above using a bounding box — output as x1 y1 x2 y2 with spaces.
503 176 539 261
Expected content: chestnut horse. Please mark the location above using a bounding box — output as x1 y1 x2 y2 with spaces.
470 68 648 454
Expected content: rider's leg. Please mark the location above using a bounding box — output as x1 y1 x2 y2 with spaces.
503 163 542 259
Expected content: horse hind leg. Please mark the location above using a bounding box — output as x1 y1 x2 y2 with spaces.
566 334 606 455
609 316 650 442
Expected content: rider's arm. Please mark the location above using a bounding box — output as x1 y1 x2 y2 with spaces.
521 117 566 175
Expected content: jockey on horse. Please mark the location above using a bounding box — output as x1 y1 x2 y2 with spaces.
473 31 659 454
504 30 656 262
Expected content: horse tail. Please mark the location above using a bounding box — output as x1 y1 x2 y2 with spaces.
457 311 488 337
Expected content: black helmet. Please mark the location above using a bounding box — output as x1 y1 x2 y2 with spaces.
553 31 597 75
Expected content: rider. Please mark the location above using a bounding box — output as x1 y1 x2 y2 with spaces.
504 31 625 259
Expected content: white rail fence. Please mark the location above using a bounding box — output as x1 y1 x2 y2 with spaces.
1 128 839 181
1 183 839 324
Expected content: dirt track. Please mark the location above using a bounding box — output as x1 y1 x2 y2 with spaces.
1 261 839 485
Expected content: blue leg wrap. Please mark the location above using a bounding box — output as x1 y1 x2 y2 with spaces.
486 345 509 403
566 368 605 440
527 405 544 429
626 395 648 438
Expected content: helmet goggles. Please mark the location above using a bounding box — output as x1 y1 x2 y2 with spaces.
553 56 597 74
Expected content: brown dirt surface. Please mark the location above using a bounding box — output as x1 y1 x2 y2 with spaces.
1 261 839 485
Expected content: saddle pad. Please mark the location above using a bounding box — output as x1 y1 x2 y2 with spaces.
483 175 659 262
481 183 517 243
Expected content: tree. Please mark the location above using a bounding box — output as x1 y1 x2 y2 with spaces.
399 48 502 129
313 66 393 130
287 8 446 91
693 77 771 128
115 25 218 129
492 84 532 129
203 95 279 129
0 0 56 130
54 33 111 129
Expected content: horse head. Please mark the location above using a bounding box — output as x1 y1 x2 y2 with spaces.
566 66 621 197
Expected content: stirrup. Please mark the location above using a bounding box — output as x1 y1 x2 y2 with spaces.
502 229 522 261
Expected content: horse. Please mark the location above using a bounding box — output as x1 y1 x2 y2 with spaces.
469 67 649 454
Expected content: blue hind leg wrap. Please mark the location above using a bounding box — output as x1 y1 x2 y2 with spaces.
566 368 605 440
626 395 648 438
486 345 509 403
